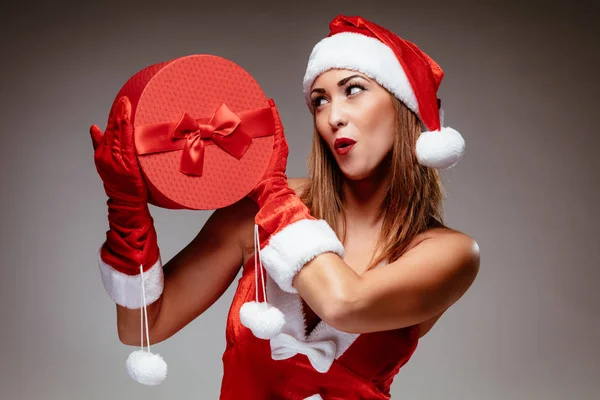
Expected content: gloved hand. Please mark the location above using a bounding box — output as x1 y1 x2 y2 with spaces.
90 96 162 308
240 99 344 341
248 100 315 245
247 100 344 294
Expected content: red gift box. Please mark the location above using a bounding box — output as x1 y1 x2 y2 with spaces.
108 54 275 210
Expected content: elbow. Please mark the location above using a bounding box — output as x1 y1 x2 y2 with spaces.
118 327 166 346
118 331 136 346
116 302 166 346
319 286 365 334
117 325 138 346
117 323 144 346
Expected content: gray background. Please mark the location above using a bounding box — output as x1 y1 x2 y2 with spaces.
1 0 598 399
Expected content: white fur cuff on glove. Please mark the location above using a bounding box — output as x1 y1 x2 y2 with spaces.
260 219 344 293
97 248 164 309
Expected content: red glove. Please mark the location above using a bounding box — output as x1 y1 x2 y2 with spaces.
247 101 344 294
248 100 314 244
240 99 344 341
90 96 162 308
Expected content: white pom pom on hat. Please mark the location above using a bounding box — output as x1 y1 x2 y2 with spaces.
416 126 465 169
302 15 466 169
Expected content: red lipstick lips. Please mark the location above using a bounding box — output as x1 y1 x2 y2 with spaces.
334 138 356 155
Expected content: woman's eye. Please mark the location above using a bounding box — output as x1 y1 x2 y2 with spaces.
312 97 328 107
346 85 365 96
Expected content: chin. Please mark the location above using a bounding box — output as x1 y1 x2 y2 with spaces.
338 165 372 181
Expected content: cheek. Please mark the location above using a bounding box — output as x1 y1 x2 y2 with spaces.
314 113 329 136
360 105 396 150
376 99 396 145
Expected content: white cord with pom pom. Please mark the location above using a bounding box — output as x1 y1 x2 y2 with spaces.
239 224 286 340
125 264 168 386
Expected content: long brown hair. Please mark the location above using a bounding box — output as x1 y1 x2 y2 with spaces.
299 97 446 270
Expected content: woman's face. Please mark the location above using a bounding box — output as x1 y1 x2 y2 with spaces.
310 69 396 181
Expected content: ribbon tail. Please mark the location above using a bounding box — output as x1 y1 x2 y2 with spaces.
179 136 205 177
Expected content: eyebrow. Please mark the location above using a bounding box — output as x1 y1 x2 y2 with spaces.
337 74 368 87
310 74 369 95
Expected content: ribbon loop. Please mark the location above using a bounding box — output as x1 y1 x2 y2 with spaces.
270 333 336 373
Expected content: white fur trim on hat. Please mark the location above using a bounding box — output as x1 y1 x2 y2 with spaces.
98 248 164 309
260 219 344 293
416 127 465 169
303 32 418 114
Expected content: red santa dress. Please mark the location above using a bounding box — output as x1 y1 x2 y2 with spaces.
219 254 420 400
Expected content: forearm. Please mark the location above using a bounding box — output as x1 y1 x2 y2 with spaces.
97 240 165 343
293 252 363 329
116 297 163 346
292 233 481 334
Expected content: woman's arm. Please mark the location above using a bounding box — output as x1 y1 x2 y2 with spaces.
117 197 257 346
293 230 480 333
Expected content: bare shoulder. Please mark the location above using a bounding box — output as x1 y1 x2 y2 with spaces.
408 226 480 263
205 196 258 250
403 227 480 338
401 226 481 294
288 177 310 197
212 179 308 263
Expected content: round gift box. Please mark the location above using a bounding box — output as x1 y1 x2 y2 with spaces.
110 55 275 210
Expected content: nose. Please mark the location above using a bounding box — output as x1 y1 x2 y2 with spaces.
327 98 348 131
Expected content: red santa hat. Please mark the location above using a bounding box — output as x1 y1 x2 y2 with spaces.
303 15 465 169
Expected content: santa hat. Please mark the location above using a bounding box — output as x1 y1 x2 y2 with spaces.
303 15 465 169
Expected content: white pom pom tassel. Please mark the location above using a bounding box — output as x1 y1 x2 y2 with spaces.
240 301 285 340
126 350 167 386
416 127 465 169
126 264 167 386
240 224 286 340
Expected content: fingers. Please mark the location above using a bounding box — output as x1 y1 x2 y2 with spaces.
115 96 132 123
89 124 103 151
114 96 137 159
266 99 289 166
268 99 284 138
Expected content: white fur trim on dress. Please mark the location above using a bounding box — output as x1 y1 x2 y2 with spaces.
266 276 359 360
260 219 344 293
304 394 323 400
98 248 164 309
303 32 418 114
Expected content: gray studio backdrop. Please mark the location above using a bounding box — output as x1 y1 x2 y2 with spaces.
1 0 598 399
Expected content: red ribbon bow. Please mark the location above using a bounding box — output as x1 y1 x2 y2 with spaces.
135 102 275 177
171 103 251 176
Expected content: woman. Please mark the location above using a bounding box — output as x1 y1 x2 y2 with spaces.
91 15 479 399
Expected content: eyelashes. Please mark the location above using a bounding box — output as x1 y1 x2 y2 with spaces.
311 96 326 108
345 82 366 95
311 81 367 108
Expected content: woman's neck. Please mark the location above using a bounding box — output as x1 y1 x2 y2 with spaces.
341 169 390 230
